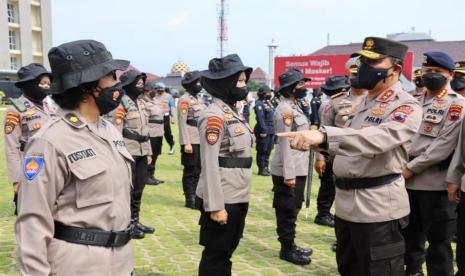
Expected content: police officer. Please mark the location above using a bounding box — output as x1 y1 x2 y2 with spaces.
118 70 154 239
271 69 313 265
451 61 465 96
409 68 427 98
447 114 465 275
4 63 54 214
155 82 176 155
310 88 323 127
402 52 465 276
240 98 251 124
278 37 422 275
314 75 351 229
16 39 134 275
178 71 206 208
142 80 165 185
195 54 253 275
254 84 275 176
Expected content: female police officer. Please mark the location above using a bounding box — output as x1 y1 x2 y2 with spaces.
195 54 253 275
15 40 134 276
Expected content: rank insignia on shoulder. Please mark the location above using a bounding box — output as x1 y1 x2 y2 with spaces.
282 112 293 127
378 90 395 102
23 154 45 181
5 112 20 134
65 113 85 128
205 116 223 145
448 104 463 121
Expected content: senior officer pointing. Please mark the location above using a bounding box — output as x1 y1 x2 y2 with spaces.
402 52 465 276
278 37 422 276
15 40 134 276
195 54 254 276
4 63 54 214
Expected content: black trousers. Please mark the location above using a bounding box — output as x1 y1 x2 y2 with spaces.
181 144 201 197
254 133 274 168
335 216 407 276
198 201 249 276
130 155 148 221
457 192 465 275
272 175 306 249
163 115 174 147
316 160 335 217
403 190 456 276
147 136 163 179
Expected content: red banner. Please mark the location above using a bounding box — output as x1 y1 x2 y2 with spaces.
274 52 414 88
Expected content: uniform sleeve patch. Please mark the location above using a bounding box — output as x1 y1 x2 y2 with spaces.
180 101 189 114
4 112 20 134
448 104 463 121
205 116 223 145
390 105 413 123
115 107 126 125
23 155 45 181
282 112 293 127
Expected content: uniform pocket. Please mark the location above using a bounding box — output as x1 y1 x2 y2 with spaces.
227 124 249 152
70 161 112 208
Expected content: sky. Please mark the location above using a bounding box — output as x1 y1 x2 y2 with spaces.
52 0 465 76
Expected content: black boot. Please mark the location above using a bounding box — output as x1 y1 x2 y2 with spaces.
331 241 337 252
146 177 160 186
136 221 155 234
314 214 335 228
258 167 270 176
129 220 145 239
279 247 311 265
293 244 313 257
185 194 196 209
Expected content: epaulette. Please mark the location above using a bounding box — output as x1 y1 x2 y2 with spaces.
10 97 27 112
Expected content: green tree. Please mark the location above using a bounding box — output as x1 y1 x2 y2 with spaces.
247 79 260 92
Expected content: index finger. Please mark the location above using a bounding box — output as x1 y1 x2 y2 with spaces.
276 132 296 138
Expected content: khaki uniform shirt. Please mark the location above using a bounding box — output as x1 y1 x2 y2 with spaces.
196 98 253 212
406 88 465 191
155 92 174 118
177 93 206 145
270 98 310 179
15 109 134 276
317 91 365 161
106 95 152 156
324 82 422 223
141 95 165 138
4 95 55 184
446 118 465 191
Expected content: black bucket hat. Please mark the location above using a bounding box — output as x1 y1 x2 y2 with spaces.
48 39 129 94
277 69 311 92
258 84 271 95
144 80 156 91
15 63 51 88
200 54 252 80
120 70 146 87
182 70 201 85
321 75 350 91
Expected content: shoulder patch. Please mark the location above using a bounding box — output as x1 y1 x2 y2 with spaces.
4 111 20 134
205 116 223 145
180 100 189 114
10 98 27 112
282 112 293 127
390 105 414 123
115 106 126 125
23 154 45 181
448 104 463 121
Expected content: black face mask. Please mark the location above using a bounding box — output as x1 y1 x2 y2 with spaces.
149 91 157 98
357 62 391 90
451 78 465 92
294 87 308 99
94 83 123 115
421 72 448 91
265 94 272 100
22 83 49 102
231 86 249 102
191 83 202 95
414 77 424 88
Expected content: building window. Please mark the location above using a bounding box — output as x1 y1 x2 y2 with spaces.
9 30 20 50
31 5 41 27
33 56 43 64
32 32 42 52
7 2 19 23
10 56 21 70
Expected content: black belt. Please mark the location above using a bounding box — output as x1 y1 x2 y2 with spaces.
218 157 252 168
335 174 401 190
122 128 149 142
186 119 198 127
54 221 130 247
149 119 164 124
